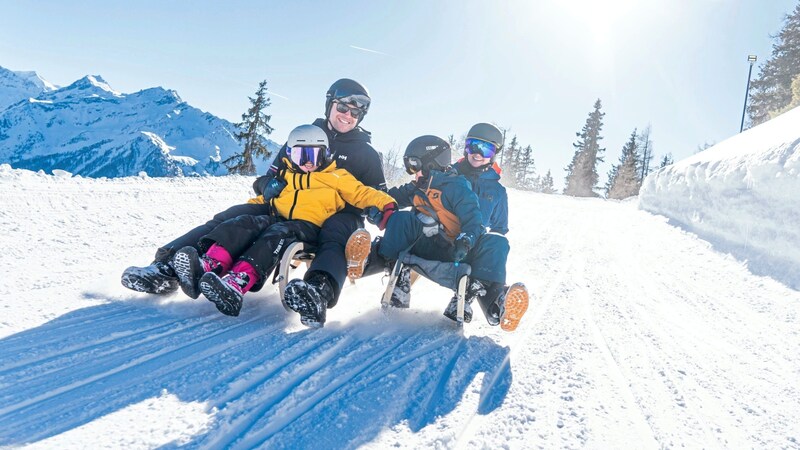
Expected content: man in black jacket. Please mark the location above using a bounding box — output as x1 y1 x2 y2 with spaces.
122 79 386 318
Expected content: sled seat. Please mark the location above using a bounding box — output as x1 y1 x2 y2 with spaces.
382 253 472 327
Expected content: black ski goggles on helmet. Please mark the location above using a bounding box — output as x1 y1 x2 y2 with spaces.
464 138 499 159
290 145 329 169
403 156 423 175
333 100 367 120
332 93 370 110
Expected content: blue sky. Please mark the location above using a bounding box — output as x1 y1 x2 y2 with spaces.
1 0 796 188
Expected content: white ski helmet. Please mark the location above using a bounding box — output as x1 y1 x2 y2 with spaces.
286 124 333 171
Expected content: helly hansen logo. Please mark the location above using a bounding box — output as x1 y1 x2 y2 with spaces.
338 155 348 161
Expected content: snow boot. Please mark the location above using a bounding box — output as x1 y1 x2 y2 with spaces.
473 280 529 331
345 228 372 282
389 265 412 308
121 261 178 295
471 279 503 326
198 271 251 317
498 282 529 332
172 246 226 299
443 295 473 323
283 272 333 328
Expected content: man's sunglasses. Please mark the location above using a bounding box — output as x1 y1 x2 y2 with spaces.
334 101 367 120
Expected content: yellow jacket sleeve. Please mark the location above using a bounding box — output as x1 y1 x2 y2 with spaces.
247 195 266 204
335 170 396 209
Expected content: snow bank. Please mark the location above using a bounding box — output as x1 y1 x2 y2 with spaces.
639 106 800 290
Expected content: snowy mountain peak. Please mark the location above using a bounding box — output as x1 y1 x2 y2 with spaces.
0 65 57 111
8 69 58 92
57 75 123 98
134 86 183 105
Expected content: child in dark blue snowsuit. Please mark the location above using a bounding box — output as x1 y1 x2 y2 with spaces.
346 135 526 331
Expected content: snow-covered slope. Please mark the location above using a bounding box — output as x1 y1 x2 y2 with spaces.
1 164 798 449
0 69 280 177
0 66 57 111
639 106 800 290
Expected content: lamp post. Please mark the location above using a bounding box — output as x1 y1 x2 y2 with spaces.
740 54 757 132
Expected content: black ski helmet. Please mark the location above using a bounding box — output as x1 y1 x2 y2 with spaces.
465 123 504 163
403 135 452 175
325 78 371 124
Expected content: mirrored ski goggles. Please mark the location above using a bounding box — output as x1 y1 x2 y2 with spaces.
333 93 371 110
333 100 367 119
290 145 329 168
464 138 499 159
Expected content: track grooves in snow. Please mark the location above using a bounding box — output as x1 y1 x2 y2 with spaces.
574 254 661 448
231 334 402 449
0 313 273 441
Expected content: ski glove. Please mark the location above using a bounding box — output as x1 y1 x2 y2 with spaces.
364 202 397 231
252 175 269 195
453 233 474 263
253 176 287 201
416 212 439 237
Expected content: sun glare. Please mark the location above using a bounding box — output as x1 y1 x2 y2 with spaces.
563 0 638 41
544 0 644 74
563 0 638 22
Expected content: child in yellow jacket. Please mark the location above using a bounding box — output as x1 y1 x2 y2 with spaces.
171 124 396 325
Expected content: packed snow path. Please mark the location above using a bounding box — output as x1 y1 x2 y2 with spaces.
1 171 798 449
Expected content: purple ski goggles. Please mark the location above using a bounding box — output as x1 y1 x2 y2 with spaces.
290 145 330 168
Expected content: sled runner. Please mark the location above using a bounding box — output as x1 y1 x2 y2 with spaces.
382 253 472 327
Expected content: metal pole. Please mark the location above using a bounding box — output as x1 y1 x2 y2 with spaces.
740 55 757 132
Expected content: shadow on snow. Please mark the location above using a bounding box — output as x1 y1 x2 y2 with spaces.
0 293 512 449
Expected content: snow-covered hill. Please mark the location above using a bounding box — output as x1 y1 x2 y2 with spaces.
1 162 798 449
0 66 280 177
639 105 800 290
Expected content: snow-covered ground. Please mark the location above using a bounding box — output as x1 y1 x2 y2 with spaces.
1 161 799 449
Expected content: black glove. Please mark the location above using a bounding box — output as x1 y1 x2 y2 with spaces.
453 233 474 263
363 206 379 224
364 203 398 231
254 176 287 201
264 178 287 200
253 175 270 196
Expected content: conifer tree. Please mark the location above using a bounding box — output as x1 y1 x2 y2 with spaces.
517 145 537 189
447 134 458 152
659 153 674 168
539 170 556 194
224 80 274 175
564 99 605 197
494 125 510 166
637 125 654 184
503 135 521 188
606 129 642 199
747 3 800 127
769 73 800 118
